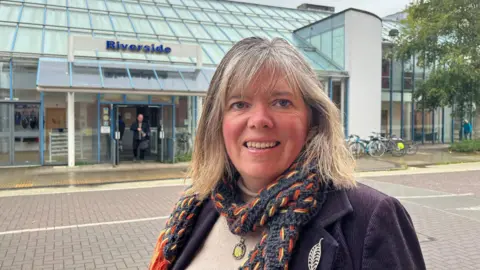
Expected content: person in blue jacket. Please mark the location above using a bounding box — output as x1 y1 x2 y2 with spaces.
463 119 472 140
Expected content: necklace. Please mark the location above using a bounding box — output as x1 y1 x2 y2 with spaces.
232 236 247 260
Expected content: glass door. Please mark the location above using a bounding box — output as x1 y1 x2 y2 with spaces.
0 103 10 165
0 102 40 166
13 103 40 165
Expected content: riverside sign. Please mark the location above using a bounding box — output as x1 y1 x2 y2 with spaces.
67 35 203 68
106 40 172 54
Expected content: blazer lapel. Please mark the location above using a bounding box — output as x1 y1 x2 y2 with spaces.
291 189 353 270
171 200 219 270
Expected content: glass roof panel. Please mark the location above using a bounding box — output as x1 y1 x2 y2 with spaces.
277 20 296 31
168 21 193 38
101 62 132 88
221 2 241 13
248 16 270 28
72 61 102 87
126 65 160 90
124 2 145 15
190 10 211 22
44 29 69 55
180 69 210 91
205 12 227 24
201 43 224 64
69 11 91 29
235 27 254 39
234 4 253 14
24 0 46 4
158 6 178 18
130 17 155 34
47 0 67 7
0 3 22 23
142 4 162 17
208 1 227 11
0 25 17 52
246 5 266 16
168 0 185 6
200 68 215 84
90 13 114 31
106 1 126 13
87 0 107 11
46 8 68 27
219 27 242 42
248 28 271 39
111 15 135 32
220 13 241 25
149 19 175 37
194 0 212 10
185 23 211 39
156 70 187 91
13 27 43 54
202 24 229 41
181 0 198 8
259 6 279 17
272 8 289 18
262 18 285 30
284 10 303 20
176 9 196 21
234 15 256 27
20 6 45 25
37 59 70 87
153 0 168 4
69 0 87 9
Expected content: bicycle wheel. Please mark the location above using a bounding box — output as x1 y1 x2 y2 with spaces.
348 142 365 158
367 140 386 157
407 141 419 155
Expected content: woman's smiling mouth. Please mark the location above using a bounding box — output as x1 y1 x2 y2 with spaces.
243 141 281 149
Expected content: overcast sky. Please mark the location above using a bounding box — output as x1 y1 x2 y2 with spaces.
233 0 413 18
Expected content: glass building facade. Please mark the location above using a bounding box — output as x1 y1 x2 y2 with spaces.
0 1 474 167
0 0 346 167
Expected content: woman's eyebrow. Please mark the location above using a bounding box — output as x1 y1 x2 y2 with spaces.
271 90 294 98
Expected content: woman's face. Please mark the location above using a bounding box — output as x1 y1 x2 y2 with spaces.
222 70 310 191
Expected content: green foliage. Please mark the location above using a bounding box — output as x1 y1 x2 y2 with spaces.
175 152 192 162
393 0 480 116
449 139 480 152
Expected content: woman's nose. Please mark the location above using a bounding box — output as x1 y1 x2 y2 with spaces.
247 105 274 129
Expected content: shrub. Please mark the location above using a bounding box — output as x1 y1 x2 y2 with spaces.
175 152 192 162
449 139 480 152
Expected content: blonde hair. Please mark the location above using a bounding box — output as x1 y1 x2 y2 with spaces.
187 37 356 199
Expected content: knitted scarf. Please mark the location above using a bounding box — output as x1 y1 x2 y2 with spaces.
149 156 330 270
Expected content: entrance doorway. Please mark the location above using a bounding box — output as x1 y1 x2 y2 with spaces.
109 104 173 164
0 102 41 166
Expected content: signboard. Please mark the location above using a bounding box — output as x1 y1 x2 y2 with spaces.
101 126 111 134
68 36 203 68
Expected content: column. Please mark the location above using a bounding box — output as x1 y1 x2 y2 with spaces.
67 92 75 167
340 78 345 127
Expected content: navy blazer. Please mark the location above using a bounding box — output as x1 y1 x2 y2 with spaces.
169 183 426 270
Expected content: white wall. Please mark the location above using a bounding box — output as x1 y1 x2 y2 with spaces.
344 10 383 139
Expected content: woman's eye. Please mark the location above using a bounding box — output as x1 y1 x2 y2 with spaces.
273 99 292 108
231 102 248 110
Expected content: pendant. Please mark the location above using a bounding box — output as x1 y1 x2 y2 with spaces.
232 237 246 260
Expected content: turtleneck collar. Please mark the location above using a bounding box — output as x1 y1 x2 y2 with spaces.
237 177 258 203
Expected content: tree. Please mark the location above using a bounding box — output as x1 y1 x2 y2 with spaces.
393 0 480 121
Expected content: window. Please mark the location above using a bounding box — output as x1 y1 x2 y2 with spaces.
90 13 114 31
20 6 45 25
46 9 68 27
382 59 390 89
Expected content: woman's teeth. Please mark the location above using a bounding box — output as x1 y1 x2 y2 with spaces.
246 142 278 149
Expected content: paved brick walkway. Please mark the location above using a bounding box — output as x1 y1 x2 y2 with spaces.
1 169 480 269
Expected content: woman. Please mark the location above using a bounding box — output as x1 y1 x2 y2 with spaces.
149 37 426 270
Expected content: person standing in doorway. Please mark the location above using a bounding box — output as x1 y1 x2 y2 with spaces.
118 115 126 152
131 113 150 161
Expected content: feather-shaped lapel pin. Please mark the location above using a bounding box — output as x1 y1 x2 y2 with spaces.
308 238 324 270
